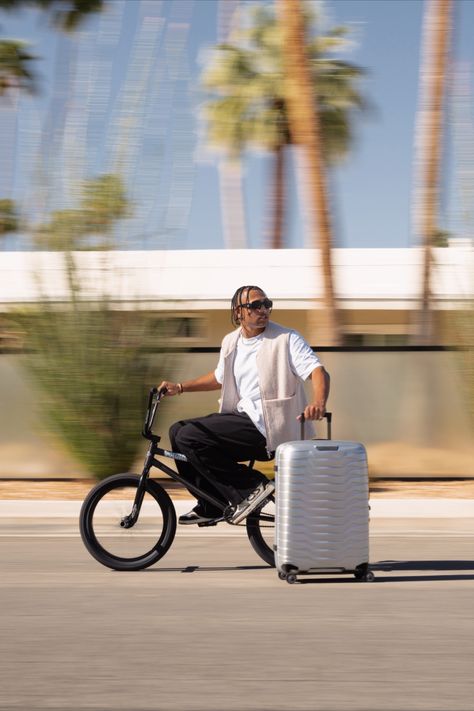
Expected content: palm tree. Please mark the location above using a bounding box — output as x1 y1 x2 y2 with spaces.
0 0 104 94
35 173 130 250
0 40 35 95
202 4 365 250
0 0 105 245
0 198 18 244
0 41 34 248
276 0 342 345
0 0 104 31
413 0 453 344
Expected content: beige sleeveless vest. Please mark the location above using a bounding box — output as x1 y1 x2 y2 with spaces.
218 321 315 451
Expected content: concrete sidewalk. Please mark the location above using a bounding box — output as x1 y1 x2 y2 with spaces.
2 477 474 500
1 477 474 518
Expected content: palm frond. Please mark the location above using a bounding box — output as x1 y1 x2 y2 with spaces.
200 3 367 163
0 40 36 95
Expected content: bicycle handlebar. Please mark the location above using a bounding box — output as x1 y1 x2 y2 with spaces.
144 389 333 442
142 387 167 440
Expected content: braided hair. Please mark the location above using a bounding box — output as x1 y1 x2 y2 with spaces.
230 285 264 327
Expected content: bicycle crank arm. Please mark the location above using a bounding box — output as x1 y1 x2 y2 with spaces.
197 519 222 527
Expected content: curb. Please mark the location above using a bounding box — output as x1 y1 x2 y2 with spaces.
1 498 474 518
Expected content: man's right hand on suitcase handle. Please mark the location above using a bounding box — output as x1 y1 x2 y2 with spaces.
297 403 326 422
299 411 332 423
299 411 332 440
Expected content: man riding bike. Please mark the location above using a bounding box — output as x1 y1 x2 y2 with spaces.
159 285 330 526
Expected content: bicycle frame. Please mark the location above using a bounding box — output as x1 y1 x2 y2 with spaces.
123 388 229 527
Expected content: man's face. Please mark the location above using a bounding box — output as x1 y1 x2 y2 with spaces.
237 288 272 331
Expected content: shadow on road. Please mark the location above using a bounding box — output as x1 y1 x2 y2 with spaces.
134 560 474 582
373 559 474 571
295 560 474 584
137 564 272 573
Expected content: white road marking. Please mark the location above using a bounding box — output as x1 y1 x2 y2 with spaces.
0 528 473 539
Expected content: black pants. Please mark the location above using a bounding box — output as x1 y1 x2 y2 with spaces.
169 412 270 516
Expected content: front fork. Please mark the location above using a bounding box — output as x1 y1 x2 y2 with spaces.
120 445 154 529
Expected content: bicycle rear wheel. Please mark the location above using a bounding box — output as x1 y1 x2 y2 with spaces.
79 473 176 571
246 495 275 567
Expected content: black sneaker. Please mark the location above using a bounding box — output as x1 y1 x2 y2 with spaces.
178 506 220 525
230 480 275 524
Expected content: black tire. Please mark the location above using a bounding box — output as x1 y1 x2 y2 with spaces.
286 573 297 584
79 473 177 571
246 495 275 567
354 562 369 580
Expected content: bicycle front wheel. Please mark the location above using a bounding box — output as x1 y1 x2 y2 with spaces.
246 495 275 567
79 473 177 571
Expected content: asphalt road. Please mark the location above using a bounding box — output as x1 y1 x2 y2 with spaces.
1 518 474 711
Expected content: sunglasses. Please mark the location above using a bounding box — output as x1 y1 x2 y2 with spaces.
241 298 273 311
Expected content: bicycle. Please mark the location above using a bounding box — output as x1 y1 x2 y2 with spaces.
79 387 275 570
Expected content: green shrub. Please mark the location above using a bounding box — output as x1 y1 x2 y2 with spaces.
19 299 168 480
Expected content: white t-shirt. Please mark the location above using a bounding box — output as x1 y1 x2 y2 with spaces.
214 329 322 438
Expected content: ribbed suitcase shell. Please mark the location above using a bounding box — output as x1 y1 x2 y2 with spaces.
275 440 369 575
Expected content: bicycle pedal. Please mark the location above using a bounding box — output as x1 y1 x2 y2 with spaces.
197 520 218 527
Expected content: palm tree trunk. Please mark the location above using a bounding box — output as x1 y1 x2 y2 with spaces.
415 0 453 344
276 0 342 345
219 160 247 248
217 0 247 249
268 142 285 249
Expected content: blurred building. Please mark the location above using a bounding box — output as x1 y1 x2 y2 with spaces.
0 246 473 478
0 247 471 348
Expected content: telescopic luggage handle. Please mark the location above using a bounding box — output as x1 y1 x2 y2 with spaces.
300 411 332 440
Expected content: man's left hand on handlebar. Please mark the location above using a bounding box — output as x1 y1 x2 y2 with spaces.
158 381 182 396
158 372 221 396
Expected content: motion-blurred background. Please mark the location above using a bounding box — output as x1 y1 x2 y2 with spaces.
0 0 472 480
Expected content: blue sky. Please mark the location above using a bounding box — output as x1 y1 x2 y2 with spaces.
0 0 473 250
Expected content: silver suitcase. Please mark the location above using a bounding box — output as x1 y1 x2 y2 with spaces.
275 414 373 583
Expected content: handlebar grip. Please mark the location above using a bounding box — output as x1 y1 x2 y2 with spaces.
144 388 162 435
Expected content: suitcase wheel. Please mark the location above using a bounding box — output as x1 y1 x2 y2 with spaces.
278 571 287 581
286 573 298 584
354 569 375 582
